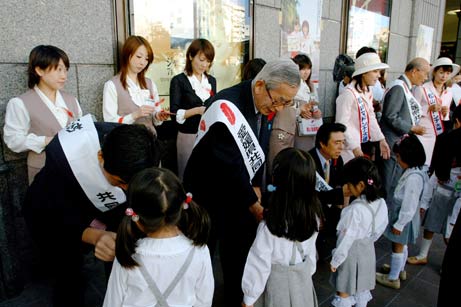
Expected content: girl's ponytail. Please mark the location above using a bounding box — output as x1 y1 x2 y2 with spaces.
178 199 210 246
115 214 144 268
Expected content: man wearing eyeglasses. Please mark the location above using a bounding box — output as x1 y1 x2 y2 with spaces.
183 58 300 307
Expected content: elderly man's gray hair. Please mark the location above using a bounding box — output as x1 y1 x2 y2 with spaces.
253 58 300 90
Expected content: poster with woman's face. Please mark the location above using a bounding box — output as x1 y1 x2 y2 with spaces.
129 0 251 106
280 0 323 83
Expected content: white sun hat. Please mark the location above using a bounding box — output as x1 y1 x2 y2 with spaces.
352 52 389 78
430 57 460 80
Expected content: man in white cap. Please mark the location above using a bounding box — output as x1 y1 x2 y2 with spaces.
335 52 391 163
380 57 430 200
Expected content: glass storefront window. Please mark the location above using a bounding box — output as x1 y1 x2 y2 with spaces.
346 0 392 61
127 0 252 105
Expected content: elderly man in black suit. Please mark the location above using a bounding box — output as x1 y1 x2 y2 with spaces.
183 59 300 307
379 57 430 199
308 123 349 256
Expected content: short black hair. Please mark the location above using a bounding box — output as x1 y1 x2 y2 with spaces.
28 45 70 89
242 58 266 80
356 46 377 58
343 157 382 202
315 122 347 149
101 124 160 183
392 134 426 167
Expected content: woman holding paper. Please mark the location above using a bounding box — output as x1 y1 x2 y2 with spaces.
103 35 169 136
170 38 216 180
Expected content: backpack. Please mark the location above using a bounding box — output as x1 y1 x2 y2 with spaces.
332 54 354 82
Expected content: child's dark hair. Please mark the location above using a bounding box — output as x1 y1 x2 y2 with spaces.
116 167 210 268
265 148 322 242
392 134 426 168
343 157 382 202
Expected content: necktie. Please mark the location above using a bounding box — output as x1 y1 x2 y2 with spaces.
324 160 330 184
256 113 262 137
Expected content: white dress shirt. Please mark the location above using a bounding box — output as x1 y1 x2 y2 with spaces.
241 221 318 305
3 86 82 154
103 76 162 125
175 73 211 124
103 234 214 307
331 196 388 269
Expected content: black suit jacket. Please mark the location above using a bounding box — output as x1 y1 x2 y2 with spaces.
308 148 345 208
23 122 128 254
183 81 270 233
169 73 217 134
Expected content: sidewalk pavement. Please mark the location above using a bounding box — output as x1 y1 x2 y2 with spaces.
0 230 445 307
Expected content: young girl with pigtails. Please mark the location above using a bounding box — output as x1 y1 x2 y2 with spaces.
103 167 214 307
330 157 388 307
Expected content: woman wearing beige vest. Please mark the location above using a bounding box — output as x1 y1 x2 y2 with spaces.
103 36 169 136
3 45 82 184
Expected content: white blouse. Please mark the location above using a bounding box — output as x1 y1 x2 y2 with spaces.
241 221 318 306
103 76 162 125
330 196 388 269
392 168 427 231
103 234 214 307
175 73 212 124
3 86 82 154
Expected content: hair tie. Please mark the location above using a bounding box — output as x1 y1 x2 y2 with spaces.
267 184 277 192
125 208 139 222
367 178 374 185
183 192 193 210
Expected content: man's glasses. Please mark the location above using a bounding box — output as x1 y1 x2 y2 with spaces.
265 86 293 107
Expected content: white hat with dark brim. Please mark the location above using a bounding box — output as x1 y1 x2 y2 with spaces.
352 52 389 78
430 57 460 80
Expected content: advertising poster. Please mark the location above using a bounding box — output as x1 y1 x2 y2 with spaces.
130 0 251 106
415 24 434 62
346 2 391 61
280 0 323 83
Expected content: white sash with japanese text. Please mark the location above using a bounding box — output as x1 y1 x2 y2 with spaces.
316 172 332 192
423 87 444 135
58 114 126 212
194 100 265 180
347 88 370 143
386 79 422 125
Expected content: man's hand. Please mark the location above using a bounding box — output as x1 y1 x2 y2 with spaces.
352 147 364 157
94 231 117 261
82 227 117 262
379 139 391 160
411 125 426 135
330 264 337 272
249 201 264 222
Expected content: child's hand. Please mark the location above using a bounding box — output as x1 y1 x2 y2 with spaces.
419 208 426 219
391 227 401 235
330 265 337 272
242 303 253 307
